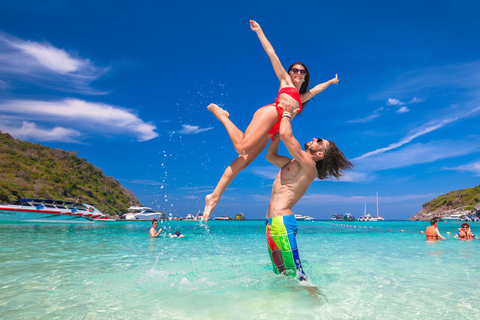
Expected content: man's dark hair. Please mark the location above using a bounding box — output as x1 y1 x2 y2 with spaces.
430 218 440 225
314 140 353 180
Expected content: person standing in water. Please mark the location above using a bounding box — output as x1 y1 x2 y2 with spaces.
203 20 339 221
425 218 446 240
265 103 352 280
149 219 163 237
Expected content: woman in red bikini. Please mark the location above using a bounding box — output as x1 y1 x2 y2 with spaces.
203 20 339 221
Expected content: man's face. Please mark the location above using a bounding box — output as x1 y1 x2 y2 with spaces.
304 138 329 154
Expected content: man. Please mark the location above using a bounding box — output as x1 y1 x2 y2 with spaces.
265 104 353 281
149 219 163 237
426 218 446 240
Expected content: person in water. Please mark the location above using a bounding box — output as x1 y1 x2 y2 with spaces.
203 20 339 221
265 103 352 281
170 231 185 238
454 223 479 239
425 218 446 240
149 219 163 237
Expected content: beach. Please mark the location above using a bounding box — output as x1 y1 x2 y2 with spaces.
1 220 480 319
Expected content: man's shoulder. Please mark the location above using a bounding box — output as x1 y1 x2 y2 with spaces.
290 158 317 177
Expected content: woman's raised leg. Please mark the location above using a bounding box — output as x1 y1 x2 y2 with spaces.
203 135 271 222
207 103 278 155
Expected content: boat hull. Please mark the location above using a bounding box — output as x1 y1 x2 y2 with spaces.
0 208 96 223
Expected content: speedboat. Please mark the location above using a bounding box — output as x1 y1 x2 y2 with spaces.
442 214 463 221
213 215 232 220
0 199 110 223
330 214 344 220
304 216 315 221
343 213 355 221
294 214 306 221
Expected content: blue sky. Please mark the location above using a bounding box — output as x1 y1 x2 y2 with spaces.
1 0 479 220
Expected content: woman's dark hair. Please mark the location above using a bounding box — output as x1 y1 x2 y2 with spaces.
314 141 353 180
288 62 310 108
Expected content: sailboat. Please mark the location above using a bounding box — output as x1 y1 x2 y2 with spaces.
374 192 385 221
358 193 385 221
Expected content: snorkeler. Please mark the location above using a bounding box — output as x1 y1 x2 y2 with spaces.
203 20 340 221
264 102 352 281
169 231 185 238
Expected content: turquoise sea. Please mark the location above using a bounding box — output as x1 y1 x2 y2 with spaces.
2 220 480 319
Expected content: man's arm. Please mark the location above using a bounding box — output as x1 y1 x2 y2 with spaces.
435 228 446 240
265 133 291 168
278 109 315 168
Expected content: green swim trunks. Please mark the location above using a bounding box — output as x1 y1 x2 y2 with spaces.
266 214 307 281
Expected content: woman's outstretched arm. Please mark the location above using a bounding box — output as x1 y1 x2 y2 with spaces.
302 74 339 103
250 20 290 86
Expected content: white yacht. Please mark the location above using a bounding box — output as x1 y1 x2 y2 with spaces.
213 215 232 220
294 214 306 221
123 206 165 220
304 216 315 221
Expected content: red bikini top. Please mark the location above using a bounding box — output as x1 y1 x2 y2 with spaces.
278 87 302 114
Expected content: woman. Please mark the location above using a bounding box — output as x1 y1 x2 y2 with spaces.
203 20 339 221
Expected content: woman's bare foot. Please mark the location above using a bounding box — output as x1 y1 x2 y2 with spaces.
203 194 218 222
207 103 230 120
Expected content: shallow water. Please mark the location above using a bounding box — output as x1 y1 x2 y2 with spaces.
1 220 480 319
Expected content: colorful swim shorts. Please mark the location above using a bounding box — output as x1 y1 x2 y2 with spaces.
266 214 307 281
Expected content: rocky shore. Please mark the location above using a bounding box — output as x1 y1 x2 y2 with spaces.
410 203 480 221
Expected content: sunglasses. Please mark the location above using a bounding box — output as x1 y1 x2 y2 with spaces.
291 68 307 75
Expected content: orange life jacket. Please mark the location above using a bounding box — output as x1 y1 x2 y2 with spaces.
426 226 439 240
458 228 473 239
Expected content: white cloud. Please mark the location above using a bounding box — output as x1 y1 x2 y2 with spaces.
445 161 480 176
371 61 480 100
0 79 9 89
335 171 371 182
355 106 480 160
247 166 280 179
0 33 108 95
0 98 158 142
121 179 166 186
10 40 84 74
0 121 82 143
396 106 410 113
387 98 403 106
177 124 213 135
300 192 438 205
347 113 382 124
354 139 480 172
409 97 425 104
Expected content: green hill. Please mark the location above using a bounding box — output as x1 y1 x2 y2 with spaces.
410 184 480 220
422 184 480 212
0 131 139 214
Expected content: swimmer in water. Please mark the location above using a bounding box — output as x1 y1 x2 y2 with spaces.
169 231 185 238
203 20 340 221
